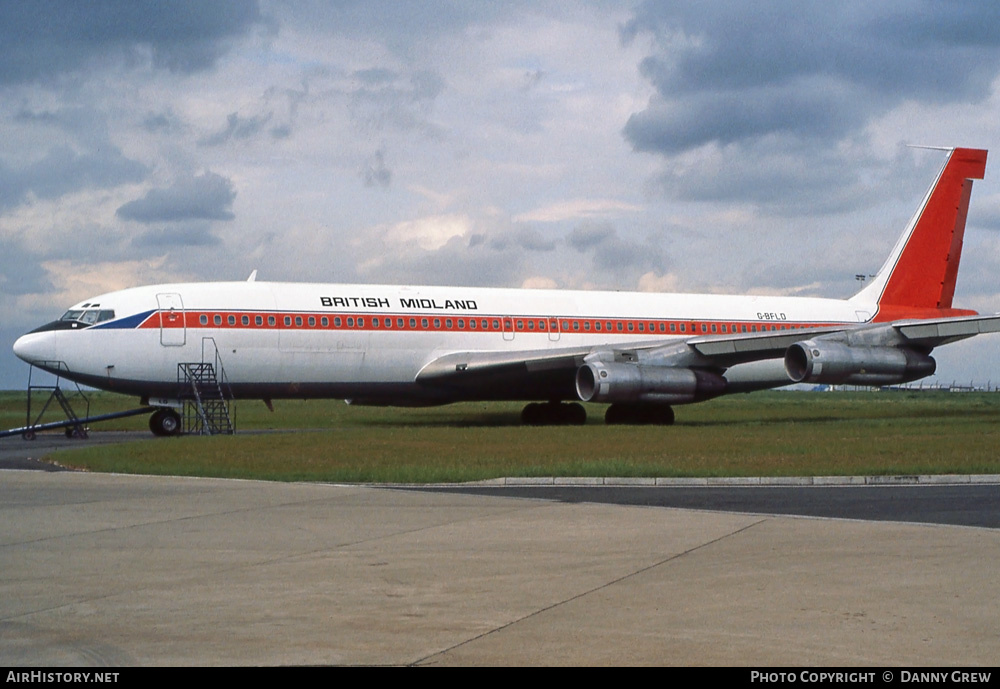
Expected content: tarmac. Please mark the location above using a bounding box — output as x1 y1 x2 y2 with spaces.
1 469 997 666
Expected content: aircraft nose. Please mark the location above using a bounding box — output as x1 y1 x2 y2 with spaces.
13 331 57 365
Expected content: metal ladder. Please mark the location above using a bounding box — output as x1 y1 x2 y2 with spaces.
177 338 234 435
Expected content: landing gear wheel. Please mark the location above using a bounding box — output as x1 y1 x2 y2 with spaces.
521 402 544 425
520 402 587 426
149 409 182 437
563 402 587 426
605 404 674 425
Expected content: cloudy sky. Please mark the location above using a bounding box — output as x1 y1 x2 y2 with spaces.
4 0 1000 390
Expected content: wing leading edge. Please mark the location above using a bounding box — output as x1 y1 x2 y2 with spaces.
415 313 1000 403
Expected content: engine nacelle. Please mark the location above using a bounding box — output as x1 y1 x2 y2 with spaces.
576 362 727 404
784 340 936 385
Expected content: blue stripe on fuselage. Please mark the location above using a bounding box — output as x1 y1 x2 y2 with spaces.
91 309 156 329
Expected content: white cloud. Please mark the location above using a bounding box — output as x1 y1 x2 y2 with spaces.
382 213 471 251
514 199 643 223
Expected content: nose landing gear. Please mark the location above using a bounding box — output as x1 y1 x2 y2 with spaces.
149 408 182 437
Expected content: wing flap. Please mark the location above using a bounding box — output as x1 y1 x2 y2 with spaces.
895 313 1000 345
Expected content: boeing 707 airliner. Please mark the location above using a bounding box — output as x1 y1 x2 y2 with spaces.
13 147 1000 434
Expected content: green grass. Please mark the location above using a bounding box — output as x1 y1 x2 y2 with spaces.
6 389 1000 482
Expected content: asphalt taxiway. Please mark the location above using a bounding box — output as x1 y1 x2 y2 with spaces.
1 459 998 666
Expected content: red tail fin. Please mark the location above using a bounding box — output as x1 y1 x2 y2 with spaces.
875 147 987 310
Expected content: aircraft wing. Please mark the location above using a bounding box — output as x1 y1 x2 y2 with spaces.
415 313 1000 395
890 313 1000 347
413 325 845 397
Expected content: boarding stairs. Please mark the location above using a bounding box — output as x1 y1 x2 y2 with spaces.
1 364 155 440
178 338 235 435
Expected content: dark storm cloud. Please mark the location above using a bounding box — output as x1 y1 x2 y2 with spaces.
116 172 236 223
622 1 1000 154
0 1 262 84
0 146 148 212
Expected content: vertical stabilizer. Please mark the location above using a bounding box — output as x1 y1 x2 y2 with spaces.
853 147 987 312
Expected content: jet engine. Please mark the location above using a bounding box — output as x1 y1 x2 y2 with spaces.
784 339 935 385
575 361 727 404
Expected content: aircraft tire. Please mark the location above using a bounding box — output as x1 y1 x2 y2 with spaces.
605 403 674 425
521 403 543 425
149 409 182 437
521 402 587 426
563 402 587 425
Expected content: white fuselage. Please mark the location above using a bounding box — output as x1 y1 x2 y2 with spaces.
14 280 870 403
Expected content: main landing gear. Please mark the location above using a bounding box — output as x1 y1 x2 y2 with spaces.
519 402 677 425
604 403 675 425
149 408 182 437
521 402 587 426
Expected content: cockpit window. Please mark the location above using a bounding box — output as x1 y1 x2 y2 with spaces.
60 309 115 325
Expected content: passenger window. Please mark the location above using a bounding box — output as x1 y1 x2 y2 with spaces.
356 318 364 327
446 319 453 328
295 316 303 327
397 318 405 328
457 319 465 328
200 315 208 325
421 318 428 328
308 316 316 327
347 317 354 327
434 318 441 328
711 324 717 333
670 323 676 333
242 315 250 326
215 315 223 326
228 315 236 326
321 317 328 327
335 317 342 327
268 316 276 326
491 320 499 329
